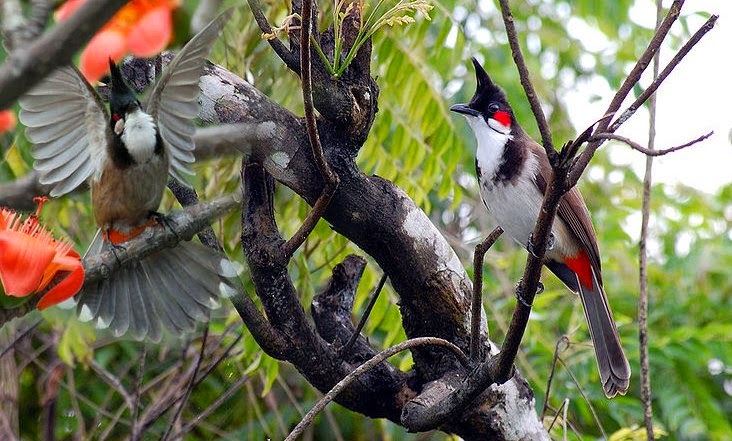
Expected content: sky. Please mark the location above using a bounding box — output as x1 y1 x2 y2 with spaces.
565 0 732 194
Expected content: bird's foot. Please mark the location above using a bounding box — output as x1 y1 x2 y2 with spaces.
515 279 544 307
149 211 180 241
527 232 555 258
109 242 127 265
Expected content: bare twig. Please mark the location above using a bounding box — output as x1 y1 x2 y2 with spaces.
169 375 250 438
247 0 300 71
284 337 469 441
589 131 713 156
89 359 135 414
0 0 129 109
608 14 719 134
489 0 571 389
557 358 607 440
470 227 503 361
281 0 340 258
137 331 244 431
568 0 685 185
161 327 210 441
638 2 663 437
497 0 554 156
542 336 570 418
65 366 87 439
341 272 388 356
130 347 146 441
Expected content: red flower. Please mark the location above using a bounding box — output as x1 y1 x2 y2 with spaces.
56 0 180 82
0 198 84 309
0 110 16 135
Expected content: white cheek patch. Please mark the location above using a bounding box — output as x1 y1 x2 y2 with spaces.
488 118 511 135
114 118 125 135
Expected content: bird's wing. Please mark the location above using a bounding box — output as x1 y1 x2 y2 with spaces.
528 139 603 279
19 65 110 197
146 8 231 186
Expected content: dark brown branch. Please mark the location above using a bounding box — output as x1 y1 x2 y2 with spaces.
341 272 388 356
247 0 300 71
470 227 503 361
281 0 340 258
311 256 380 364
285 337 469 441
607 14 719 133
241 162 412 422
497 0 555 156
0 0 129 109
487 0 572 389
568 0 685 185
589 131 712 156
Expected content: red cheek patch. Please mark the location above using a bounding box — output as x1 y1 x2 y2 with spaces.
493 111 511 127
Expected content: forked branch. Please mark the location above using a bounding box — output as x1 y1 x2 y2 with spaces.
280 0 340 258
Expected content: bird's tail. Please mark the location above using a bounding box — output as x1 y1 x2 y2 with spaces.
76 233 237 342
577 267 631 398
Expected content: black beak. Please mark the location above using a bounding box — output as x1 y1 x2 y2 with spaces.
450 104 481 117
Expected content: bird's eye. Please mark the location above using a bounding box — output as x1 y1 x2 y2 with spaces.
112 113 121 122
488 103 500 114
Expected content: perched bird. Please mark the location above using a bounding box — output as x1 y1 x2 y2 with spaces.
18 10 235 342
450 57 630 397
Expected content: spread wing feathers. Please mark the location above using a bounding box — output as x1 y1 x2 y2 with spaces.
527 140 603 280
76 239 237 342
18 65 109 197
146 8 232 185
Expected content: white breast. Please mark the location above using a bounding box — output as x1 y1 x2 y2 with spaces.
121 109 158 163
465 114 576 258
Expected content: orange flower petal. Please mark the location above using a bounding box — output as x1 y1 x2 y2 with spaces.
80 30 127 82
55 0 85 21
0 110 16 134
37 264 85 310
0 231 56 297
127 7 173 57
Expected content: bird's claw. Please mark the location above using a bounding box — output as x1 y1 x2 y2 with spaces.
150 211 180 241
515 279 544 307
110 242 126 265
527 232 555 258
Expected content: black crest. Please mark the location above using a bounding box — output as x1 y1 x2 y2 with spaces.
467 57 510 113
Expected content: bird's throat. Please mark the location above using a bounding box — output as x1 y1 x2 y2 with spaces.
120 110 158 163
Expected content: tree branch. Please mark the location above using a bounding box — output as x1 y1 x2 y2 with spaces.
247 0 300 71
606 13 719 134
0 0 129 109
589 131 713 156
281 0 340 258
82 193 240 285
285 337 469 441
639 2 664 437
470 227 502 361
568 0 686 185
497 0 555 156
